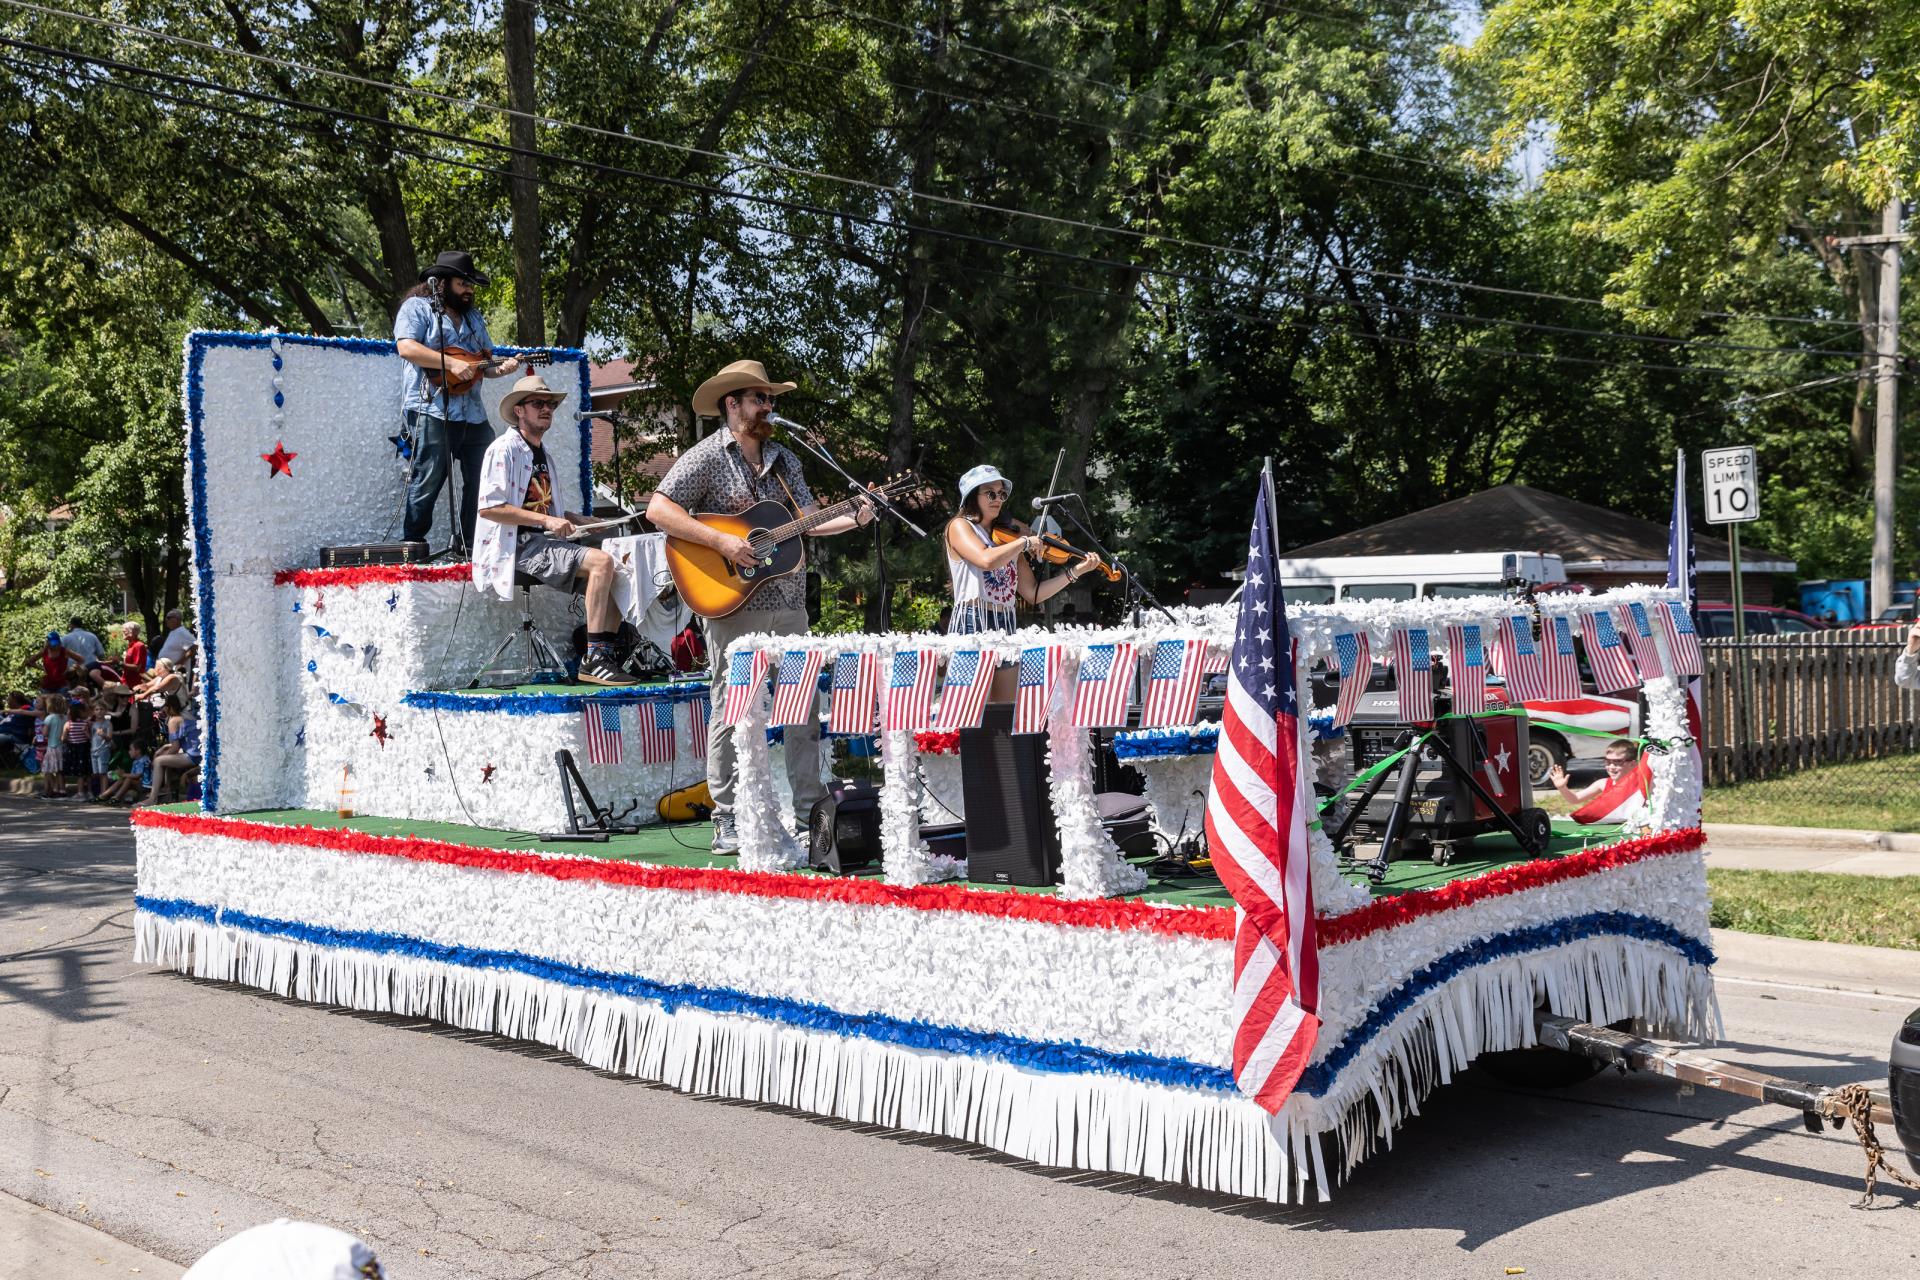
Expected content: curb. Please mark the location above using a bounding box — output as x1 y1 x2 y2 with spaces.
1705 822 1920 854
1711 928 1920 1001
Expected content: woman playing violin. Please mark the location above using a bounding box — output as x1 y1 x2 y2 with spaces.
945 464 1104 635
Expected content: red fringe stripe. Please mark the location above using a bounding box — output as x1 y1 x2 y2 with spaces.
273 563 473 589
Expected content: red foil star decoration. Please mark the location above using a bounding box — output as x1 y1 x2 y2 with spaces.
262 440 297 477
370 715 390 747
480 763 497 784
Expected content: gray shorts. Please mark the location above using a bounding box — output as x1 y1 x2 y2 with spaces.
514 530 587 590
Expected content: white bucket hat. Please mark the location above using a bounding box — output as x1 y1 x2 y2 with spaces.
956 464 1011 505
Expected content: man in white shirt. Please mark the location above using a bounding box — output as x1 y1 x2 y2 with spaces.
474 374 636 687
156 609 197 668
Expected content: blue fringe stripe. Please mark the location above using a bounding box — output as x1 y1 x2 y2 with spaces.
401 683 711 714
1111 715 1341 760
134 893 1234 1094
183 330 594 811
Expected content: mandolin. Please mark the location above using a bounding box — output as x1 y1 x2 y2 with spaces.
664 474 916 618
421 346 553 397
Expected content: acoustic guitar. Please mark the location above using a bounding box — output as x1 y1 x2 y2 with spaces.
421 346 553 398
664 475 915 618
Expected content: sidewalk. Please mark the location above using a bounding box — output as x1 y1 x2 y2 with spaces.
0 1191 183 1280
1704 822 1920 876
1711 928 1920 1001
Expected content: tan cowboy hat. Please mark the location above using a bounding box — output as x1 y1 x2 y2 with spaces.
497 372 569 422
691 359 798 417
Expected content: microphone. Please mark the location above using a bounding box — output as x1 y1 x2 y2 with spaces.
1031 493 1080 510
572 408 621 421
767 412 814 437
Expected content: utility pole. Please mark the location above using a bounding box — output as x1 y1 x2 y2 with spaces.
503 1 544 345
1838 198 1905 618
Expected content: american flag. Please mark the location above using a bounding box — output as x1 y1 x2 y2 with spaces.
1202 645 1229 674
1072 642 1136 728
638 699 677 763
769 648 827 727
1618 602 1667 681
827 651 881 735
1330 631 1371 728
1579 608 1640 693
1493 614 1549 703
1541 614 1582 701
1667 450 1704 754
1659 601 1705 679
883 648 941 732
720 648 770 726
688 695 709 756
1204 468 1319 1115
936 648 993 730
582 701 624 765
1445 622 1489 714
1140 638 1209 727
1389 627 1434 723
1013 645 1066 734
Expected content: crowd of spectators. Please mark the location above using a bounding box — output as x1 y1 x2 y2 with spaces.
2 610 201 805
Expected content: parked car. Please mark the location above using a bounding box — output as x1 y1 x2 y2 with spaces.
1851 604 1917 630
1695 603 1831 637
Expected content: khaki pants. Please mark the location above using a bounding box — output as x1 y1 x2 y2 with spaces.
703 606 824 823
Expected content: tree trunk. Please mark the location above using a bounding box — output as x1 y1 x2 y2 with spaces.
504 0 544 344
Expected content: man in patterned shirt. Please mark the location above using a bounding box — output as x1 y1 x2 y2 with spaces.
646 360 874 852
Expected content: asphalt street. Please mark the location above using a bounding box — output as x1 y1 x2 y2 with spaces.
3 796 1916 1279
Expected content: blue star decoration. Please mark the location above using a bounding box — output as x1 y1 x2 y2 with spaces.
291 600 302 614
385 591 400 613
388 433 413 461
306 659 317 675
294 726 305 747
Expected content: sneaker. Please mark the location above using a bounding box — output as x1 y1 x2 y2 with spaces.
577 654 640 687
711 812 740 855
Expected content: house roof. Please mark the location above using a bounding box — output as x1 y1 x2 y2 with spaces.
1284 484 1794 573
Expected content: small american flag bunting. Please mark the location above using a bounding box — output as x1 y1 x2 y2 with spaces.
1072 642 1136 728
1140 637 1209 728
638 699 677 763
936 648 993 730
769 648 828 727
1389 627 1433 723
583 701 624 765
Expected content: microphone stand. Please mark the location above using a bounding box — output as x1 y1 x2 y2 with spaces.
1037 496 1177 627
777 424 926 634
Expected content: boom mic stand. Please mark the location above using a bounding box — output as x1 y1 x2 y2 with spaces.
1037 494 1177 627
774 419 927 633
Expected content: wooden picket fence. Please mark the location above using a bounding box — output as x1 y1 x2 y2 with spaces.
1701 631 1920 785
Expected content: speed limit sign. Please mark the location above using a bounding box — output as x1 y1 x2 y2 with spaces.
1702 446 1759 524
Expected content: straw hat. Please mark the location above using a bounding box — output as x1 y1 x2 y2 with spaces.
691 359 797 417
498 372 569 422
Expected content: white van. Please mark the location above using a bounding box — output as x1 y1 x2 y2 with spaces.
1273 551 1568 603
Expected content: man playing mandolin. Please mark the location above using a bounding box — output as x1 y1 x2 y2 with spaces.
395 250 521 554
646 360 874 853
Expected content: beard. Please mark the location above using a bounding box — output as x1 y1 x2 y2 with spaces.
443 288 474 315
741 416 774 442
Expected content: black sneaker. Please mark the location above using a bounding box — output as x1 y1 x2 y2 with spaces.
577 655 640 687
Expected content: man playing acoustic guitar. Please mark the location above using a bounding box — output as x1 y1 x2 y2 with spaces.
395 250 521 554
646 360 873 853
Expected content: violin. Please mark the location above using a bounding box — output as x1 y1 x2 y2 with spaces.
988 518 1123 583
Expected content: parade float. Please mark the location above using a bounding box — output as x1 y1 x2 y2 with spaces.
134 332 1724 1203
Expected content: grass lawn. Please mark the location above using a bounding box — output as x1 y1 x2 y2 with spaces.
1708 869 1920 951
1701 755 1920 832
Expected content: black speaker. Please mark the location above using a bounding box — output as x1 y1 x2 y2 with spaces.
808 779 882 872
962 702 1061 886
1096 790 1157 857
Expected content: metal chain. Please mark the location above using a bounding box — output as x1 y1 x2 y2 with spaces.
1831 1083 1920 1207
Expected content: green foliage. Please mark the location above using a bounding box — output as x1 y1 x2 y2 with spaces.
1708 869 1920 952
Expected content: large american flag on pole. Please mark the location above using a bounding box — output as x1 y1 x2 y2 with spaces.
935 648 993 730
1579 608 1640 694
1140 637 1209 727
637 699 678 763
1205 466 1319 1115
1541 614 1583 701
1667 449 1706 756
720 648 771 726
1329 631 1371 728
769 648 827 727
826 651 881 735
1389 627 1433 723
1618 601 1668 681
582 701 624 764
1445 622 1489 714
883 648 941 732
1013 645 1066 734
1493 614 1549 702
1072 642 1136 728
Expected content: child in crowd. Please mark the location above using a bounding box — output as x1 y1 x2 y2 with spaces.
90 700 113 799
40 695 67 798
100 740 150 804
62 698 93 799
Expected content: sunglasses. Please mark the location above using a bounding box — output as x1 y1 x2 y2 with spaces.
978 487 1009 500
526 401 559 413
1603 756 1634 766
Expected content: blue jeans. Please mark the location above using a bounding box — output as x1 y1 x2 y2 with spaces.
402 411 493 551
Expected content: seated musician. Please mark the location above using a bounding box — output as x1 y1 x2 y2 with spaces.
473 374 638 688
944 464 1102 635
644 359 874 853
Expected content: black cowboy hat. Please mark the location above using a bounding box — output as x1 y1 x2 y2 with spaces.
419 250 491 286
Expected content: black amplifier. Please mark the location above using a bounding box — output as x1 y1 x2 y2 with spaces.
318 542 429 568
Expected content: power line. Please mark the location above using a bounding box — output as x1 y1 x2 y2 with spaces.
6 42 1865 382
